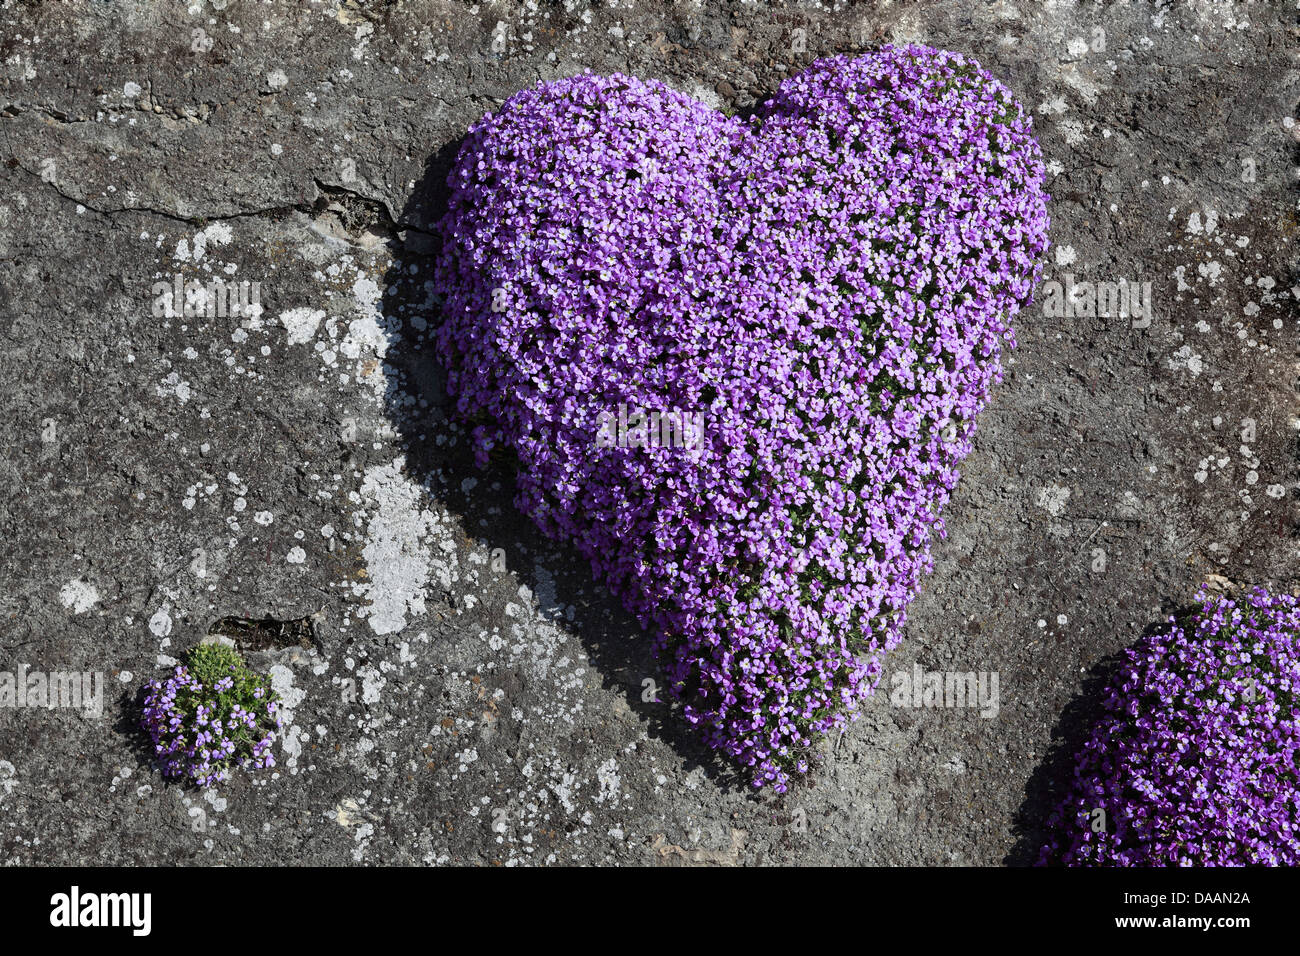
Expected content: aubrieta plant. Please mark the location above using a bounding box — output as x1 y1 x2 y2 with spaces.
436 46 1049 790
141 643 281 788
1039 587 1300 866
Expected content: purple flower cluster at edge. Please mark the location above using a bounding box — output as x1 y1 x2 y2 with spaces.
435 46 1050 790
141 644 282 788
1039 586 1300 866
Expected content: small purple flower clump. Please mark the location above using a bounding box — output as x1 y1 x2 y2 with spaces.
1039 587 1300 866
141 643 282 788
436 46 1050 790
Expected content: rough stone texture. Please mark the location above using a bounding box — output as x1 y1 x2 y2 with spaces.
0 0 1296 866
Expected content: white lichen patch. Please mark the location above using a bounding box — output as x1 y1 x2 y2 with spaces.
279 307 325 345
1035 484 1071 517
352 458 450 635
155 371 193 404
148 606 173 638
1167 345 1204 377
58 578 100 614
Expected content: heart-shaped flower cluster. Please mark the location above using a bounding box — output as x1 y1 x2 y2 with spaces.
1039 587 1300 866
435 45 1049 790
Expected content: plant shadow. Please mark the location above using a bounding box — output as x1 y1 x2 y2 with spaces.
1004 606 1197 866
375 138 746 796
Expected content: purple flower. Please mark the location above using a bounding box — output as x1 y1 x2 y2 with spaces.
1039 587 1300 866
139 644 282 788
435 47 1049 789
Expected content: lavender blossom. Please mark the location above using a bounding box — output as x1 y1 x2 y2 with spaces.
140 643 282 788
436 47 1050 790
1039 587 1300 866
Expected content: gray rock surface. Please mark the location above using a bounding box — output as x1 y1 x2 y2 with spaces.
0 0 1296 865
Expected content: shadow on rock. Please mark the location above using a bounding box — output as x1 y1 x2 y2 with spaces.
376 138 745 796
114 683 163 779
1004 607 1197 866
